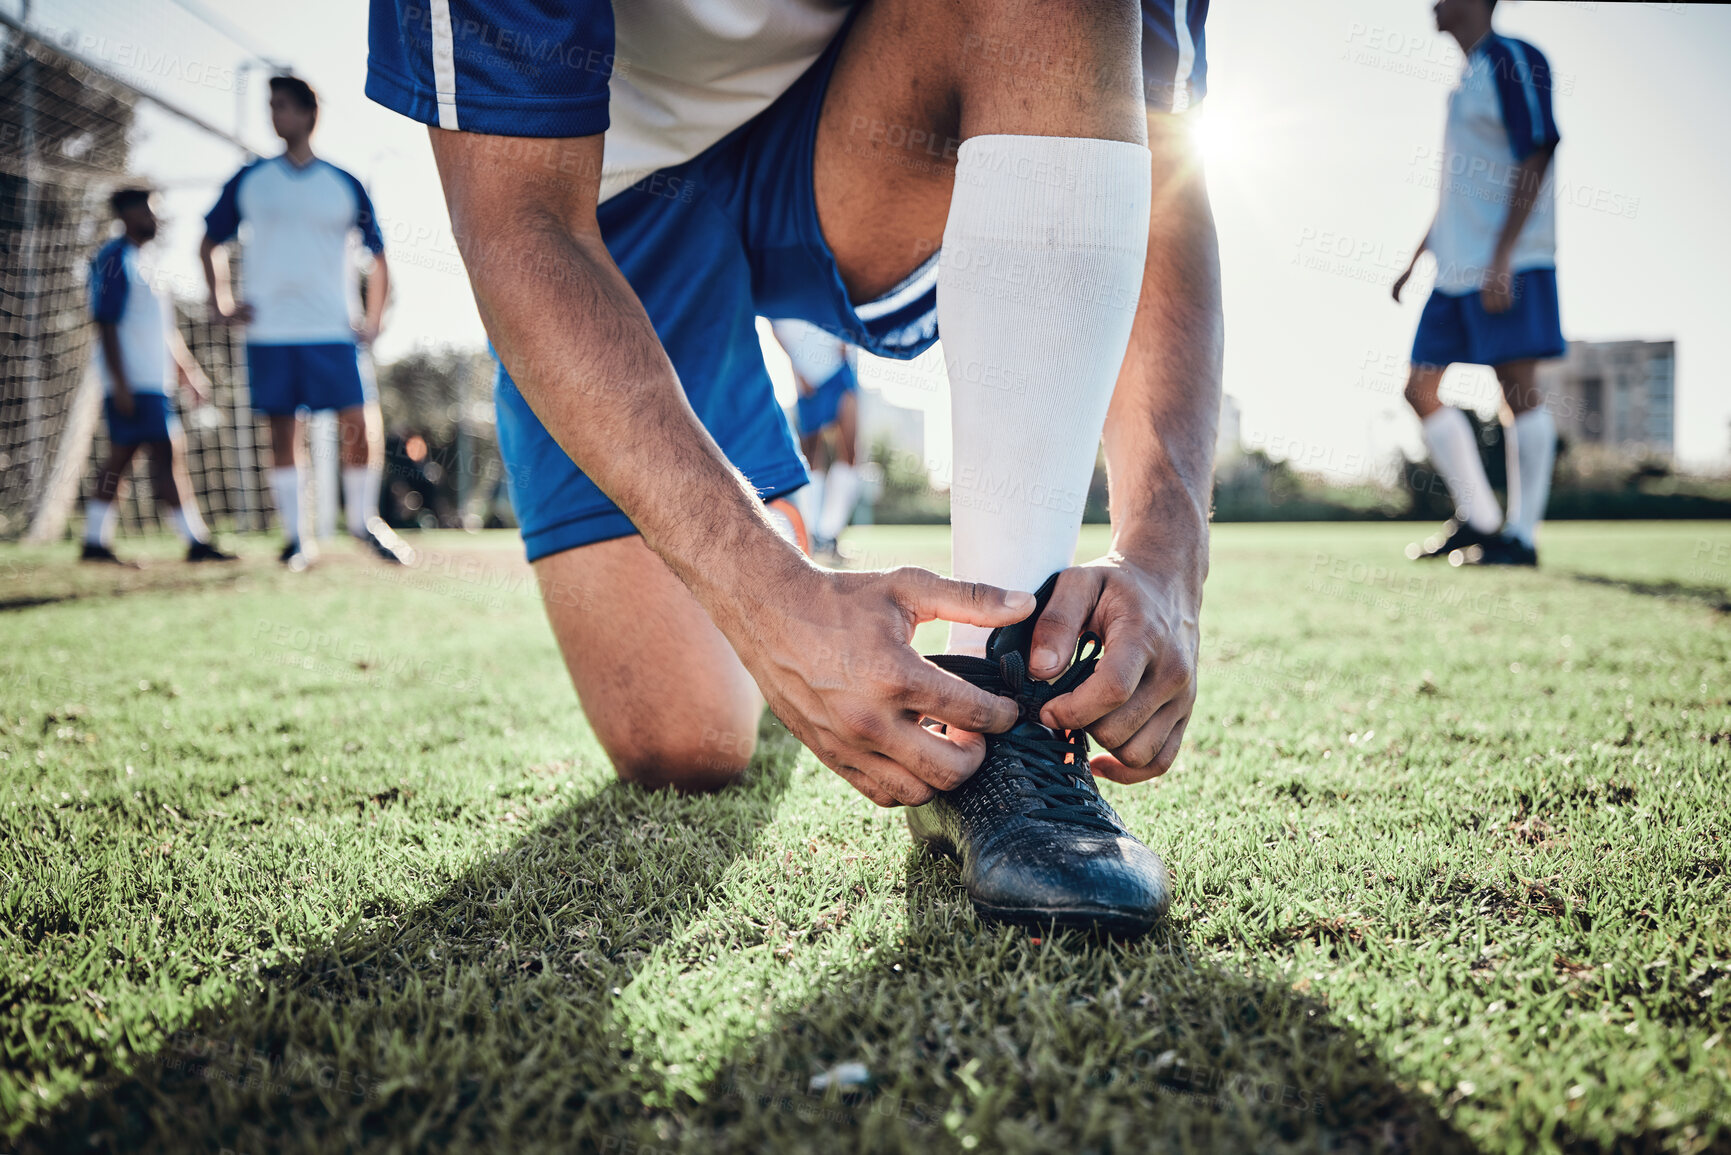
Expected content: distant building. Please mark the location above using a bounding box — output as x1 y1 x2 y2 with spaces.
1536 339 1675 456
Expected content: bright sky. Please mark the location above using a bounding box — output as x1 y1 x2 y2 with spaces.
26 0 1731 470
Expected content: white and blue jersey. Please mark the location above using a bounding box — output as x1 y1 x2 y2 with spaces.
89 237 173 397
203 156 386 345
367 0 1208 204
1430 33 1561 294
366 0 1207 560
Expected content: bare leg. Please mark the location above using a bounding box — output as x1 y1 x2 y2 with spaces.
92 443 139 502
1494 359 1541 416
268 413 301 468
337 404 371 467
144 439 181 508
534 535 763 792
1403 364 1447 420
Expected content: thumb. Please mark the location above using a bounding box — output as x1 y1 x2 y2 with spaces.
894 567 1035 628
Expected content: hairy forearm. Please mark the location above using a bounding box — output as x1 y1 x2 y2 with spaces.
1101 114 1222 590
1494 147 1554 258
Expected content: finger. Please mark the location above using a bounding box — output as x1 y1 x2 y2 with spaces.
830 764 900 808
1091 704 1190 784
900 658 1020 735
1028 569 1102 678
852 752 938 807
1040 633 1148 732
893 567 1034 630
875 718 987 793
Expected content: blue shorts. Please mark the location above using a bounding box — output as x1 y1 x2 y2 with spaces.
247 342 368 415
497 10 939 562
104 392 179 445
1410 268 1565 368
795 366 859 437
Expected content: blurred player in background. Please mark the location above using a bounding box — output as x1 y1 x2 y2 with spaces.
81 188 236 566
1394 0 1563 567
771 318 861 563
200 75 412 570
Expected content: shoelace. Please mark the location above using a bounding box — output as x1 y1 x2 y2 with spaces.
930 635 1120 834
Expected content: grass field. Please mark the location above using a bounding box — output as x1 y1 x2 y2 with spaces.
2 521 1728 1154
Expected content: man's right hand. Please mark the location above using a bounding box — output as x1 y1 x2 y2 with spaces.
731 564 1032 807
110 387 135 418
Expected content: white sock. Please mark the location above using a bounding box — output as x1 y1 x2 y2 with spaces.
84 499 114 546
270 465 303 544
342 465 377 537
166 505 208 545
1503 407 1556 547
816 461 860 542
1421 407 1502 535
797 472 824 537
940 134 1151 654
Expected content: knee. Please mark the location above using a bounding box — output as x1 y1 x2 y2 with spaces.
602 723 758 794
1403 374 1438 415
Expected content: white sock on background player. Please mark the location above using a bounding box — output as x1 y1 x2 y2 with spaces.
795 472 823 540
342 465 376 537
166 505 209 545
816 461 860 543
270 465 303 545
939 134 1151 655
1421 407 1502 535
84 499 114 547
1503 407 1556 548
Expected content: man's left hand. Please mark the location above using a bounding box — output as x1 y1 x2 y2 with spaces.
1023 554 1202 783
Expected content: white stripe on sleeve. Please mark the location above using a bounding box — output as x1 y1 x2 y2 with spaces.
1171 0 1195 114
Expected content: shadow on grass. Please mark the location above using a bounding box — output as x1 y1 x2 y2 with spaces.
17 749 794 1154
1566 573 1731 615
629 851 1483 1155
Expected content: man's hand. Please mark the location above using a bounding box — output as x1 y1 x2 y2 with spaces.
177 362 212 407
211 300 254 325
355 320 382 346
110 386 135 419
740 565 1032 807
1022 555 1201 783
1480 252 1514 314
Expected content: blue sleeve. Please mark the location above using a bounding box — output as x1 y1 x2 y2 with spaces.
1486 38 1561 161
203 164 251 244
90 241 128 324
365 0 615 138
1142 0 1208 113
337 167 387 254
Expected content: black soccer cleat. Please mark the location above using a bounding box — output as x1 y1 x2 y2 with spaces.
186 540 239 563
79 543 139 568
280 540 312 572
1451 532 1537 568
1406 518 1494 561
907 574 1171 938
356 518 415 566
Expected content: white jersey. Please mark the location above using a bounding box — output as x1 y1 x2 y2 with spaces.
771 318 857 387
203 155 387 344
88 237 173 396
1429 33 1562 295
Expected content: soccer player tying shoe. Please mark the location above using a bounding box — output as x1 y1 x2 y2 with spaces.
82 188 236 567
201 75 412 570
1393 0 1563 567
771 318 862 563
368 0 1218 935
